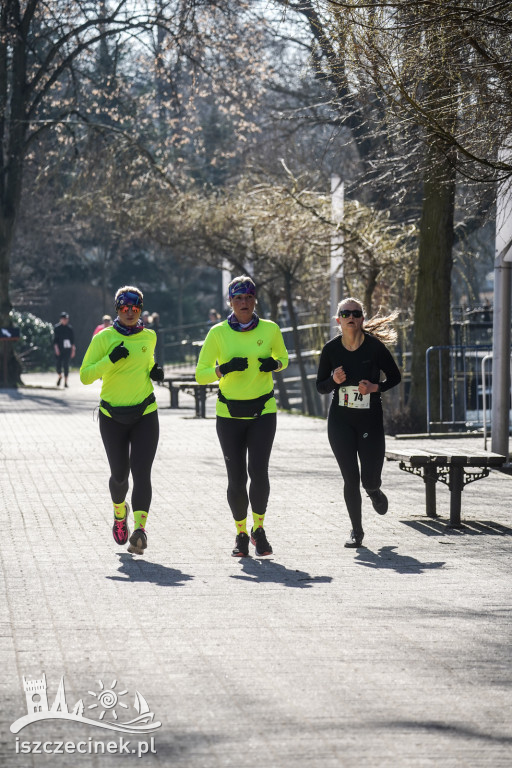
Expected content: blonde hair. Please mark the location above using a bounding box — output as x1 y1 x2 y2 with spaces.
336 297 399 345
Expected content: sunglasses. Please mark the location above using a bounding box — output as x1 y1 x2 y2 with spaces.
118 305 141 314
339 309 363 319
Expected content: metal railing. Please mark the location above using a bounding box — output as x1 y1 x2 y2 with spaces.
159 320 330 414
481 352 512 450
161 321 330 365
426 345 493 433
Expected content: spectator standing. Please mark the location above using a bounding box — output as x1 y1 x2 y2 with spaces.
141 311 152 328
149 312 163 365
93 315 113 335
53 312 76 387
206 308 222 330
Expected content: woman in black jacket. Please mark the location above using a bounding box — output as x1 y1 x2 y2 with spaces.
316 297 401 548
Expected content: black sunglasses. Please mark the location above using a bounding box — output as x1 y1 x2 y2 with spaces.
339 309 363 319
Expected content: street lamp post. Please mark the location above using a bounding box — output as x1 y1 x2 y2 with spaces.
330 175 344 337
491 166 512 460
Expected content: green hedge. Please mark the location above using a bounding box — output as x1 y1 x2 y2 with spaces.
10 311 55 371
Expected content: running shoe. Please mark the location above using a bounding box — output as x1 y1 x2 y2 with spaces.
344 530 364 548
112 502 130 545
232 532 250 558
128 528 147 555
250 527 273 556
56 376 62 387
367 489 388 515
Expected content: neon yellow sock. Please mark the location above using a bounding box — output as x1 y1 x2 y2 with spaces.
252 512 265 531
113 501 126 520
133 510 148 530
235 518 247 535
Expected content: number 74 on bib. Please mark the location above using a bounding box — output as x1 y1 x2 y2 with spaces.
338 386 370 409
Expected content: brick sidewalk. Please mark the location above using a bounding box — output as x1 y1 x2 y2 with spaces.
0 372 511 767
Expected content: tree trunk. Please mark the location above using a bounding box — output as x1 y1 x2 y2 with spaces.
0 7 29 387
0 211 22 387
408 142 456 428
363 264 379 317
0 216 14 324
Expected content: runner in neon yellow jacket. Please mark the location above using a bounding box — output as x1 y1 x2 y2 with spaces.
195 275 289 558
80 326 158 417
80 286 163 556
195 316 288 418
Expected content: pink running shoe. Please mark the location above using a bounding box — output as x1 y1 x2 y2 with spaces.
112 503 130 545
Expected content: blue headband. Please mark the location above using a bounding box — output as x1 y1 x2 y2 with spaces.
116 291 142 310
228 280 256 299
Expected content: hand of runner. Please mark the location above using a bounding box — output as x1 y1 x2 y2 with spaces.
218 357 248 375
149 362 164 382
109 342 129 364
333 366 346 384
358 379 377 395
258 357 279 372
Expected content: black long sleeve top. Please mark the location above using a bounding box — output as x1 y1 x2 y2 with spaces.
316 332 401 408
53 323 75 352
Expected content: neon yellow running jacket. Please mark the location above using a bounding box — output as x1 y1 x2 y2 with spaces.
195 319 289 418
80 327 158 417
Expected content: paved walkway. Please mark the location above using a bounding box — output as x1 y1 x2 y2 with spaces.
0 372 511 767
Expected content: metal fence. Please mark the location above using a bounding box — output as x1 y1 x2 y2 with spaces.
426 344 496 433
159 320 331 414
161 325 506 430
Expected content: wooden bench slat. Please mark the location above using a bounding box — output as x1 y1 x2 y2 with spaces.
386 449 505 467
385 447 506 527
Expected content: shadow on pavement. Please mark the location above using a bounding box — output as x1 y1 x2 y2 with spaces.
106 553 194 587
2 388 71 405
378 719 512 745
355 546 445 574
401 519 512 536
0 387 96 412
231 557 333 588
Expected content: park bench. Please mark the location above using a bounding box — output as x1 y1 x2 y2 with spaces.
161 375 218 418
385 447 506 528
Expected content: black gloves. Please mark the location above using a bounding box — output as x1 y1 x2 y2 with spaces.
218 357 248 376
258 357 279 372
109 342 129 364
218 357 280 374
150 363 164 382
108 345 163 382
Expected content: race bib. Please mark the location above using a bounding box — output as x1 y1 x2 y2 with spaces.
338 386 370 409
63 339 72 349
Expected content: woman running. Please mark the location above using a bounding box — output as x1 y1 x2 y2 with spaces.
195 276 289 557
80 286 164 555
316 297 401 548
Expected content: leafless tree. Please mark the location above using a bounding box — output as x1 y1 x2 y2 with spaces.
275 0 512 424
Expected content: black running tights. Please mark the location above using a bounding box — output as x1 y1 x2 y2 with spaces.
216 413 277 521
56 351 71 377
99 409 159 512
327 407 385 536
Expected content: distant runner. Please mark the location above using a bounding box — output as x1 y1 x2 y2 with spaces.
53 312 76 387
